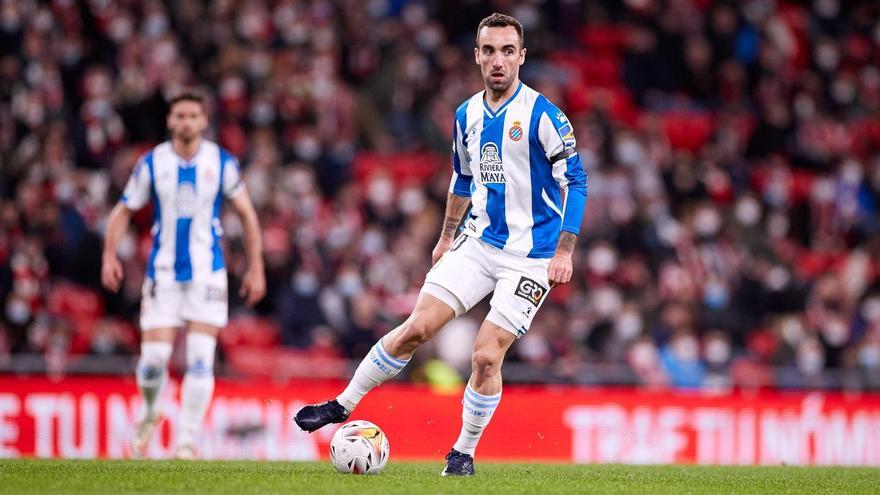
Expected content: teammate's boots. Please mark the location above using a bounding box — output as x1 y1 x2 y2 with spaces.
130 416 160 458
174 443 198 460
440 449 475 477
294 399 349 432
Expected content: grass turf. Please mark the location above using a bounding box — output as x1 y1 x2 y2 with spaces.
1 460 879 495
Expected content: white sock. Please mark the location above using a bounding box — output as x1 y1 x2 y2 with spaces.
136 342 172 421
336 338 409 412
178 333 216 448
453 384 501 456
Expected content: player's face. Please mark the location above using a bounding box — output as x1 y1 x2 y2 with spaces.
167 101 207 143
475 26 526 94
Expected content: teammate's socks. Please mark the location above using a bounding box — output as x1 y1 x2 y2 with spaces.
136 342 173 420
452 384 501 456
178 333 216 447
336 338 410 412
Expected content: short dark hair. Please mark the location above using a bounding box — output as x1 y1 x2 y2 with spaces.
476 13 524 48
167 91 205 113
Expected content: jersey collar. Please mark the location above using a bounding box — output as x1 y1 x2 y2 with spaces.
482 81 523 119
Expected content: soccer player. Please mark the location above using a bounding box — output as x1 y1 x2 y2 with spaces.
294 13 587 476
101 91 266 459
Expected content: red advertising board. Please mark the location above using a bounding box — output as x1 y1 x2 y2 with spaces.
1 375 880 465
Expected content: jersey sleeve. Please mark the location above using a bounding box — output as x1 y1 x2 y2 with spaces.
536 99 588 234
120 153 152 210
220 151 245 198
448 105 473 197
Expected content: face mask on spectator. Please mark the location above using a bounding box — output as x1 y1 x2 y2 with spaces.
694 206 722 238
839 159 863 185
5 296 30 325
587 245 617 276
821 317 849 347
858 342 880 369
703 280 729 309
629 340 659 370
293 271 319 296
615 310 642 341
592 287 622 319
672 335 700 362
398 187 425 215
360 228 385 256
250 100 275 126
861 296 880 322
815 42 840 73
793 93 816 119
797 342 825 375
614 136 644 167
0 6 20 31
294 134 321 162
143 13 169 38
337 270 363 297
780 316 805 346
704 337 731 365
54 179 75 204
734 196 762 227
109 16 133 43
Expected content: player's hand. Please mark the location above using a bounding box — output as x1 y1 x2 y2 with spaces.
431 236 454 265
101 255 124 293
548 252 573 286
240 265 266 307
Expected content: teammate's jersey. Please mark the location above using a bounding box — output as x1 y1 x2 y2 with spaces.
449 82 588 259
121 140 244 283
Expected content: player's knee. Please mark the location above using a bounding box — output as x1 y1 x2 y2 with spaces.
186 332 217 376
397 317 435 349
137 341 173 385
472 349 502 377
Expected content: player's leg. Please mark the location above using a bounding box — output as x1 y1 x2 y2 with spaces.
175 271 227 459
294 292 457 432
132 280 183 458
175 322 219 459
295 236 496 433
442 319 515 476
443 253 551 476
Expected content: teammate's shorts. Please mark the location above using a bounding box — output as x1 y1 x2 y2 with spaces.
423 235 552 338
139 269 228 330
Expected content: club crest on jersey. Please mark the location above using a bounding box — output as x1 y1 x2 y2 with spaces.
479 142 506 184
514 276 548 307
508 121 523 141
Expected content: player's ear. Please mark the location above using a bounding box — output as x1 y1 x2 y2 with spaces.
474 47 480 65
519 47 526 65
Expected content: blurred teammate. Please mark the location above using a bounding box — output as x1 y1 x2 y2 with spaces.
294 13 587 476
101 92 266 459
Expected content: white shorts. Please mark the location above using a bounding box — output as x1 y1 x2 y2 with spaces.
423 236 552 338
139 270 229 330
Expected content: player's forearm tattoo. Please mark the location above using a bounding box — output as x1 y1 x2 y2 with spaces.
555 231 578 254
441 216 460 238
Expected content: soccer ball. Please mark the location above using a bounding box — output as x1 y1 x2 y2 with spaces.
329 420 390 474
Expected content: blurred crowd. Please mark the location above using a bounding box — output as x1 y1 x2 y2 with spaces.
1 0 880 390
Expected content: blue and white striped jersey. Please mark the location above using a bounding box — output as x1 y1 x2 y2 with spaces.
449 82 588 258
121 140 244 283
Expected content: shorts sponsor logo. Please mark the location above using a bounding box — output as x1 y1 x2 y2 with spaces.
206 285 226 303
514 276 547 307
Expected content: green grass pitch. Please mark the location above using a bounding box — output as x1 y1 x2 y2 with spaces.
1 459 879 494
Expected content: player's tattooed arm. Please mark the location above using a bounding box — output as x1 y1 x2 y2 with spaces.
432 193 471 264
548 231 578 286
441 215 461 238
555 231 578 254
